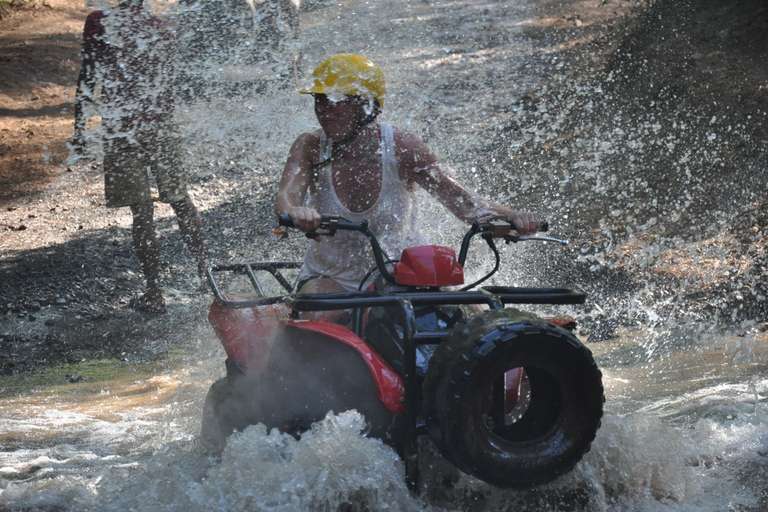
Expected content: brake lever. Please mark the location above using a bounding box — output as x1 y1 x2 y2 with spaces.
488 220 566 245
504 233 569 245
305 217 340 238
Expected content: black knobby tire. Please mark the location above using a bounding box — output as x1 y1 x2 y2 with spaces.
423 309 604 489
200 373 265 453
200 377 236 452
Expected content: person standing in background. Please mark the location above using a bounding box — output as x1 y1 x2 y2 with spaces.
73 0 207 313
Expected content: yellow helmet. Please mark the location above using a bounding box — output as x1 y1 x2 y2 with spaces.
300 53 386 107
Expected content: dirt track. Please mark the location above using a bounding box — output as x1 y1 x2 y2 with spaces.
1 0 767 375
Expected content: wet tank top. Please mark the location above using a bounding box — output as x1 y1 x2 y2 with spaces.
299 123 425 290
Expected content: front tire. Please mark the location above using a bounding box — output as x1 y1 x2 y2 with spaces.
423 309 604 488
200 373 265 453
200 328 401 452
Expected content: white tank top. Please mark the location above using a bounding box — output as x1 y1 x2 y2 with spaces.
299 123 425 290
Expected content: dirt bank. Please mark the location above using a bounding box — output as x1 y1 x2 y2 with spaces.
0 0 84 202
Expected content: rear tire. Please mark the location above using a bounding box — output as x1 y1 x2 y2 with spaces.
423 309 604 488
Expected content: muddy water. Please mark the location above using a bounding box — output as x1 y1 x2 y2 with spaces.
0 356 216 509
3 0 768 510
1 322 766 511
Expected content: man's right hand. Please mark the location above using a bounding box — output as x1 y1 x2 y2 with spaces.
508 211 541 236
286 206 322 234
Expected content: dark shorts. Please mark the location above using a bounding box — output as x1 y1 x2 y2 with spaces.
103 121 188 208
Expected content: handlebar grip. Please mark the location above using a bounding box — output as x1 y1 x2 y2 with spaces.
510 220 548 233
278 215 294 227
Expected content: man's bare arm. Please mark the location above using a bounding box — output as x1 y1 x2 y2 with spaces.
275 132 323 233
395 130 540 234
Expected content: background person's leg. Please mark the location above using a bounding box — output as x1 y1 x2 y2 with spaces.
129 201 165 312
170 196 208 279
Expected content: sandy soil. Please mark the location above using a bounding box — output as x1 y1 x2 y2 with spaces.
0 0 84 202
1 0 767 374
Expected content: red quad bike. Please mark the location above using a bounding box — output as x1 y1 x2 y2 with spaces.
202 216 604 490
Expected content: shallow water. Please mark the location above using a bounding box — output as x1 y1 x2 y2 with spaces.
1 322 766 511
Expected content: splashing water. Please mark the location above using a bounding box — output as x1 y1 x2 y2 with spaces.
90 411 426 512
5 0 768 510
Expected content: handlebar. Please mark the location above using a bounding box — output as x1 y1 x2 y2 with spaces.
277 214 566 288
278 215 555 239
279 215 399 283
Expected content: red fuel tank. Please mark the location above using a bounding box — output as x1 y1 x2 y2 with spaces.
394 245 464 287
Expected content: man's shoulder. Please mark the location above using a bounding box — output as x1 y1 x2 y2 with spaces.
84 9 108 28
86 9 107 20
391 126 425 151
145 12 173 31
297 129 323 144
115 6 175 38
83 10 108 48
290 130 324 161
137 8 175 36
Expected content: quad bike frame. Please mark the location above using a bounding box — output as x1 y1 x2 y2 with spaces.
206 217 600 491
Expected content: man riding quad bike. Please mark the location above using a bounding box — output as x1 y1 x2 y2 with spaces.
202 216 604 490
203 54 603 490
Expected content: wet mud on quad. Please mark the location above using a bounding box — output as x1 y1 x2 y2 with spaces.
202 216 604 491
